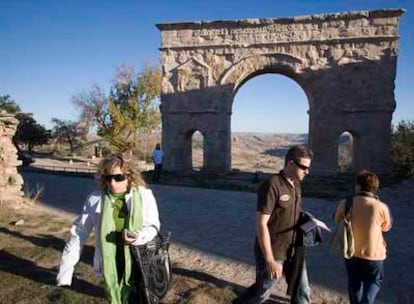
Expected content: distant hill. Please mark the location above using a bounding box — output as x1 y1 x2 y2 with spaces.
230 132 308 173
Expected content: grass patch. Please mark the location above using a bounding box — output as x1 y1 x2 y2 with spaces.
0 202 238 304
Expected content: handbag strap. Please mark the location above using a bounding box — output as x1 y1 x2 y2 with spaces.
149 224 171 244
344 192 378 220
344 196 353 219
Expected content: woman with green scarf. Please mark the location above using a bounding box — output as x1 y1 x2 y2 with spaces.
57 153 161 304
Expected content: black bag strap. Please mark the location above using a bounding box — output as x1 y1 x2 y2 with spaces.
149 225 171 247
150 224 162 238
344 196 353 219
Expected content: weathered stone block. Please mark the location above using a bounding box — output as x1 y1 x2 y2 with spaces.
0 112 23 203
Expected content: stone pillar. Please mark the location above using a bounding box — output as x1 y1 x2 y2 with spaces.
351 112 393 174
0 112 24 203
160 85 233 173
161 110 231 173
309 114 340 175
202 113 231 173
161 112 191 172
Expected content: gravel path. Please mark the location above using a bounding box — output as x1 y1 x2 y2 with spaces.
21 170 414 303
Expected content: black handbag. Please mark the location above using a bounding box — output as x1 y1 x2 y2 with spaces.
130 226 172 304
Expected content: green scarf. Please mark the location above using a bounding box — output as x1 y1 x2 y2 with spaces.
100 186 143 304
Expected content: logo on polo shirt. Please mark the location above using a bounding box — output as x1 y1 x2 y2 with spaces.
280 194 290 201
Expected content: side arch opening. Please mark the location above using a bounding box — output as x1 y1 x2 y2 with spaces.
337 131 355 173
188 130 205 171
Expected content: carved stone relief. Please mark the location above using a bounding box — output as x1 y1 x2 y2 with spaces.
172 57 211 92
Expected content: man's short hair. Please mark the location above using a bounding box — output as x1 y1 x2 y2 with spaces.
285 145 313 165
356 170 380 193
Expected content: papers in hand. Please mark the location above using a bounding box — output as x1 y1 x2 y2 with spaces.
300 217 331 233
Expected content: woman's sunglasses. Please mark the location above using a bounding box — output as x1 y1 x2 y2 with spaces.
102 174 128 182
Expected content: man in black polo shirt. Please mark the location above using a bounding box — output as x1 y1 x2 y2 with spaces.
233 145 313 304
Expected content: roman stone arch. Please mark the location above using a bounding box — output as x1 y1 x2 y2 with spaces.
157 9 404 175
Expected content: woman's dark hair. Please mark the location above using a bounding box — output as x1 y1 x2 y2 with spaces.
356 170 380 193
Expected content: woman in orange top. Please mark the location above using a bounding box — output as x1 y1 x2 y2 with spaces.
334 170 392 304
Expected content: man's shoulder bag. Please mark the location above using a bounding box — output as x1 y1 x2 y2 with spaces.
329 196 355 259
130 226 172 304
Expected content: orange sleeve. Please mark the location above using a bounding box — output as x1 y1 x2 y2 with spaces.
380 203 392 232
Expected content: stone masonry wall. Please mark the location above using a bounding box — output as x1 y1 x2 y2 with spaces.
0 111 23 203
157 9 404 174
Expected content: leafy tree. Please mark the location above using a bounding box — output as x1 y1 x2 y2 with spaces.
391 120 414 178
73 64 161 152
14 113 50 152
1 94 51 152
51 118 88 153
0 95 21 113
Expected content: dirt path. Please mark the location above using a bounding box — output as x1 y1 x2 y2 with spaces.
19 170 414 303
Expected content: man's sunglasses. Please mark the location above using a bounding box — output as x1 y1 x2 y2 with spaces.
293 160 310 171
102 174 128 182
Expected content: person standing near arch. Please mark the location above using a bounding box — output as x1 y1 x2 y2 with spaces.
152 143 164 183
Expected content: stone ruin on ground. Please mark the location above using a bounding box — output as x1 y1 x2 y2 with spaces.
0 111 23 203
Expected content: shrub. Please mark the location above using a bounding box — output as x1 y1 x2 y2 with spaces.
391 120 414 178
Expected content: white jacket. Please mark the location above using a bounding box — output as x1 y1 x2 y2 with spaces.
56 186 160 286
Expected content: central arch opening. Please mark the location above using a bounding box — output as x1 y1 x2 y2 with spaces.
231 73 309 174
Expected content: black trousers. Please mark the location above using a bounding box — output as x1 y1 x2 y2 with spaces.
152 164 162 182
